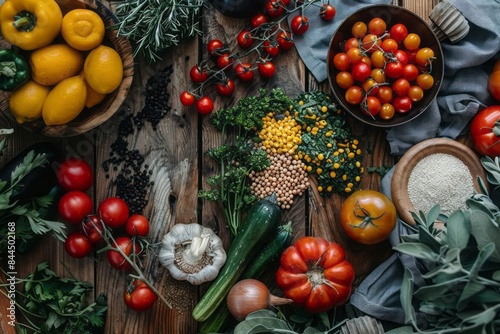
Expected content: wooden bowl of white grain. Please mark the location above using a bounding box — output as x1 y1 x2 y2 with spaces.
391 137 487 225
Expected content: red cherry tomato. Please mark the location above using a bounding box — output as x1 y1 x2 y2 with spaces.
124 280 157 312
389 23 409 43
125 214 150 237
265 0 284 18
58 191 93 224
196 96 214 115
385 61 404 79
207 39 225 56
107 236 141 271
320 4 336 21
98 197 129 228
234 63 254 82
290 15 309 35
392 78 410 97
276 31 294 51
189 65 208 83
215 78 235 96
65 231 92 258
217 53 234 70
250 13 268 28
393 96 412 113
179 91 195 106
402 64 419 82
237 30 253 49
362 96 381 117
368 17 386 36
56 158 93 192
394 49 409 66
82 214 104 244
351 62 371 82
258 61 276 78
263 40 279 57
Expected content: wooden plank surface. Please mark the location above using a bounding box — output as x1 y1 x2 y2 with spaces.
0 0 436 333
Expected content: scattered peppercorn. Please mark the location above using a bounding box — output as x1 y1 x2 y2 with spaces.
102 65 174 213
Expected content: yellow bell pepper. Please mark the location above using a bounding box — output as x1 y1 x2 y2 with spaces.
0 0 63 50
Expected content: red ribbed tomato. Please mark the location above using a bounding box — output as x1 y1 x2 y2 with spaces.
470 106 500 157
275 236 354 314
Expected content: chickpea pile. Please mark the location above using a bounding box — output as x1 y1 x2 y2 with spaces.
249 152 309 209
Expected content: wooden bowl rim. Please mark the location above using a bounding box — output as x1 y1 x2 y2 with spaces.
391 137 486 225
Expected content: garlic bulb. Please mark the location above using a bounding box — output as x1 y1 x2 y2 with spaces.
159 223 226 285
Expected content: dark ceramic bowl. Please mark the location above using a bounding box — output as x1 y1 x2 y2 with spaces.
207 0 267 18
327 5 444 127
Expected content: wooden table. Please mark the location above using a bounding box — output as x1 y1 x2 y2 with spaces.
0 0 440 333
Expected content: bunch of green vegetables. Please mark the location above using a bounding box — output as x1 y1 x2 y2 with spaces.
199 88 292 237
1 262 107 334
113 0 204 62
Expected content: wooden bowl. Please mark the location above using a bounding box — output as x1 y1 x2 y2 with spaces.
326 5 444 128
391 138 486 225
0 0 134 137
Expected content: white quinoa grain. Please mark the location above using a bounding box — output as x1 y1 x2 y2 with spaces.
407 153 474 216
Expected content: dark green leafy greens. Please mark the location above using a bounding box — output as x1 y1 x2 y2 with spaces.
1 262 107 334
387 180 500 333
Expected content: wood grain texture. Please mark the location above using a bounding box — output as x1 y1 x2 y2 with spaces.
0 1 441 333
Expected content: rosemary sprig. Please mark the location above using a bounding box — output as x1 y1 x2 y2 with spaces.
112 0 204 62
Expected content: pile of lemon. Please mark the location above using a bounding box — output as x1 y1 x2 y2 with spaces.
8 8 123 126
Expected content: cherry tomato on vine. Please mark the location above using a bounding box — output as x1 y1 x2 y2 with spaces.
368 17 386 36
320 4 336 21
125 214 150 237
385 61 404 79
335 71 354 89
207 39 225 56
215 78 235 96
263 40 280 57
392 78 410 97
98 197 129 228
56 158 93 192
361 34 381 53
370 68 386 83
265 0 284 17
333 52 350 71
250 13 268 28
340 189 397 245
389 23 409 43
351 21 367 38
258 61 276 78
196 96 214 115
276 31 294 51
124 280 157 312
107 236 141 271
65 231 92 258
346 48 363 65
82 215 104 244
377 86 394 104
343 37 359 52
189 65 208 83
381 38 398 54
290 15 309 35
351 62 371 82
361 78 379 96
370 50 385 69
380 103 395 120
180 91 195 106
58 191 93 224
393 96 412 113
217 53 234 70
416 73 434 90
408 85 424 102
403 33 421 51
345 85 363 105
415 47 435 67
237 30 253 49
402 64 419 82
234 63 254 82
363 96 381 117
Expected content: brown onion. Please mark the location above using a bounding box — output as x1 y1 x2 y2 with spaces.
226 279 293 321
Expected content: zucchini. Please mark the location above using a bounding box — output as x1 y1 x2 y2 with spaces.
0 142 61 205
199 221 293 333
192 194 282 322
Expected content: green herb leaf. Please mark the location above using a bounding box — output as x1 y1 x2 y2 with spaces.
446 210 470 250
393 242 438 261
400 268 415 325
234 310 293 334
470 211 500 263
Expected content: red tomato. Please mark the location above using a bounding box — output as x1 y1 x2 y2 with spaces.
215 78 235 96
124 280 157 312
394 49 409 66
276 236 354 313
389 23 409 43
250 13 268 28
393 96 412 113
415 47 435 67
234 63 254 82
263 40 279 57
258 61 276 78
340 190 397 244
351 62 371 82
265 0 284 17
469 106 500 157
82 214 104 244
381 38 398 54
368 17 386 36
276 31 294 51
58 191 93 224
207 39 225 56
290 15 309 35
351 21 367 39
217 53 234 70
333 52 350 71
98 197 129 228
179 91 195 106
65 231 92 258
56 158 93 192
237 30 253 49
345 85 363 105
402 64 419 82
385 61 404 79
125 214 150 237
196 96 214 115
392 78 410 97
363 96 381 116
107 236 141 271
320 4 336 21
189 65 208 83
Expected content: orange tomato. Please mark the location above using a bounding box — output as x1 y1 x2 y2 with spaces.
489 59 500 101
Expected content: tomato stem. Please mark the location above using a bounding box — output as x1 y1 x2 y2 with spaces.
349 201 385 228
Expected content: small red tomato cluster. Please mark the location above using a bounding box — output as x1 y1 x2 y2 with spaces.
332 18 437 120
55 157 156 312
180 0 336 115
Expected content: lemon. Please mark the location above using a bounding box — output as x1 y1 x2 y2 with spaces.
85 80 107 108
9 81 51 124
84 45 123 94
61 9 105 51
30 44 84 86
42 76 87 126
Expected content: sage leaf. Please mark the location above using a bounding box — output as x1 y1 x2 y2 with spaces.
470 211 500 263
470 242 496 278
457 279 485 311
414 277 463 301
446 211 470 250
466 197 496 219
426 205 441 227
234 317 293 334
493 270 500 281
400 268 416 325
385 325 414 333
393 242 438 261
303 327 323 334
461 306 498 329
418 225 442 253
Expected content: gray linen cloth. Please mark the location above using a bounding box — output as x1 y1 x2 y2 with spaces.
293 0 500 326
